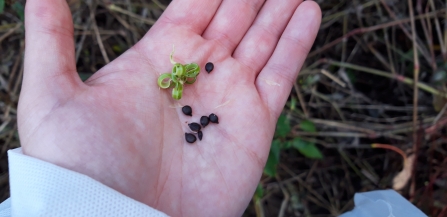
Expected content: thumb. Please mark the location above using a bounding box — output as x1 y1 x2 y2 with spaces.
22 0 81 101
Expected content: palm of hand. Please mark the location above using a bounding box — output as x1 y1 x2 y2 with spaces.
19 0 320 216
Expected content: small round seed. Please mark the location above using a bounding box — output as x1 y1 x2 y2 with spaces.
198 131 203 141
188 122 202 132
185 133 196 143
182 105 192 116
209 113 219 124
205 62 214 73
200 116 210 127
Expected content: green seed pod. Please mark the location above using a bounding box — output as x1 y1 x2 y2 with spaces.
185 63 200 77
157 73 172 89
172 63 185 77
172 82 183 100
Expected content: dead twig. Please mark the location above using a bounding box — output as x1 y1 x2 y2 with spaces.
0 23 21 44
90 3 110 64
324 60 447 98
108 4 156 25
309 8 445 57
408 0 420 198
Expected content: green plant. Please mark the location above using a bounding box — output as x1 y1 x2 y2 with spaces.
157 46 200 100
0 0 5 14
263 114 323 178
12 2 24 21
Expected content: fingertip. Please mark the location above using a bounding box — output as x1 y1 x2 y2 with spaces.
23 0 79 98
300 1 322 24
25 0 73 27
255 0 322 118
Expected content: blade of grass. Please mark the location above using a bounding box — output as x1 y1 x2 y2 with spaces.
325 60 447 98
309 8 446 57
408 0 419 198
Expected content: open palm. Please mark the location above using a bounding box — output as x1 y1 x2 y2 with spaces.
19 0 320 216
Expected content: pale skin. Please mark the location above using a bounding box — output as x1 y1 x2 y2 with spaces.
19 0 321 216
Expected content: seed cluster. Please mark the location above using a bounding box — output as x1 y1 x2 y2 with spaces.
182 105 219 144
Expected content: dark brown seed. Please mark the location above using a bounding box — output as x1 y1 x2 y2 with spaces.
185 133 196 143
182 106 192 116
205 62 214 73
209 113 219 123
188 122 201 132
200 116 209 127
198 131 203 141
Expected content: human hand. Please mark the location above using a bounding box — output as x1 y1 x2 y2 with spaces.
19 0 321 216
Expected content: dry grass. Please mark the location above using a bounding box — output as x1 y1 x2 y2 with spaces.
1 0 447 216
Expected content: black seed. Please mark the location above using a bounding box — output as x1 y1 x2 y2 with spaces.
182 105 192 116
205 62 214 73
209 113 219 123
185 133 196 143
200 116 210 127
188 122 201 132
198 131 203 141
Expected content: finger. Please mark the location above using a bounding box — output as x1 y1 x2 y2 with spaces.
157 0 223 35
233 0 303 78
256 1 321 118
202 0 265 54
23 0 79 96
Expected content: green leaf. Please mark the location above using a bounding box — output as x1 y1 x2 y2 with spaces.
78 73 92 81
283 140 292 149
12 2 24 21
300 120 316 132
263 139 281 177
304 75 321 86
0 0 5 14
345 70 356 84
254 184 264 200
275 114 290 138
291 138 323 159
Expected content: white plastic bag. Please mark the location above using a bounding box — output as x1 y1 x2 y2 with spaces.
340 189 427 217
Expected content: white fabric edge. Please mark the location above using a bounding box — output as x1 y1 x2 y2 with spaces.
5 148 169 217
